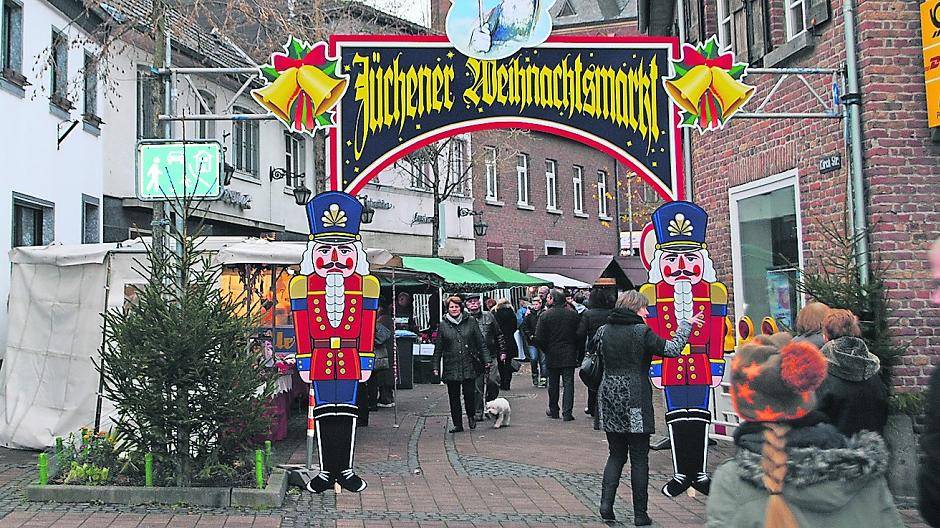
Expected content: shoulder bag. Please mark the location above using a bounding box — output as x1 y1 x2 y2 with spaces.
579 325 606 390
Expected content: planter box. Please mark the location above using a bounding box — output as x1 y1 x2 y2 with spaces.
26 464 287 507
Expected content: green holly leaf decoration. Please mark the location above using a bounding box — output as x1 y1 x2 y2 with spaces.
288 37 306 60
261 66 279 82
322 60 337 77
681 112 698 125
702 39 717 59
674 62 689 77
728 64 746 80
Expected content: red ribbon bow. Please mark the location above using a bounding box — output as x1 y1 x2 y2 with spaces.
272 42 327 72
681 44 734 70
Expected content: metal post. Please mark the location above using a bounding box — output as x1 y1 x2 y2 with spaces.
627 176 634 254
842 0 870 284
150 0 167 256
93 252 113 432
676 0 694 200
391 268 399 427
613 162 622 255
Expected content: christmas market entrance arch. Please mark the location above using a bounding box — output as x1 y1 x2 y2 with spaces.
318 35 686 201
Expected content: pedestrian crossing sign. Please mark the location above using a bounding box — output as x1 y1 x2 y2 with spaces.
136 140 223 201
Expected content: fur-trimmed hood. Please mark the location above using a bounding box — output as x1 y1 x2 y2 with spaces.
734 428 889 512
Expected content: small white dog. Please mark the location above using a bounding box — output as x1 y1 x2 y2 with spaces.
483 397 512 428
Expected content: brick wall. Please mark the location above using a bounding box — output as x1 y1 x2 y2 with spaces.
680 0 940 391
471 131 661 270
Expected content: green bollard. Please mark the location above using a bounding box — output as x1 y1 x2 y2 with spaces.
38 453 48 486
264 440 272 467
144 453 153 487
255 449 264 489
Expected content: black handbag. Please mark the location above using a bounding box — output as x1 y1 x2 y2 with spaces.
510 358 522 372
579 325 606 390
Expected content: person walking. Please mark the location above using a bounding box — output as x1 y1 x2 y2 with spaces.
921 237 940 526
535 289 582 421
792 301 831 348
493 299 519 391
374 301 396 408
815 308 888 437
597 290 702 525
465 293 499 420
522 296 547 387
705 333 903 528
577 286 616 425
432 296 491 433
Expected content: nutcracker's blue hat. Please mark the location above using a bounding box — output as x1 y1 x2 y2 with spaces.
651 201 708 253
306 191 362 244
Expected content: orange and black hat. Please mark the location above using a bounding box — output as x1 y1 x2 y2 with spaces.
729 333 828 423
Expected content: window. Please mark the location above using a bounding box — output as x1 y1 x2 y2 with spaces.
83 52 97 118
516 153 529 205
545 159 557 210
484 146 498 201
448 139 468 195
196 90 215 139
572 165 584 214
233 106 259 177
785 0 806 40
136 65 162 139
545 240 565 255
81 194 99 243
50 28 69 107
717 0 733 51
12 193 54 247
597 170 609 217
2 0 23 77
410 159 432 190
284 132 305 185
729 170 803 330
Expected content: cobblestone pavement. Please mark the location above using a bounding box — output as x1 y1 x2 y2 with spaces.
0 369 929 527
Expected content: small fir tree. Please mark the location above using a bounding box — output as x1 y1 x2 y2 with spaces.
98 201 274 486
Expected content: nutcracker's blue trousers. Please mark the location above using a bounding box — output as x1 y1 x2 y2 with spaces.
313 380 358 406
663 385 710 412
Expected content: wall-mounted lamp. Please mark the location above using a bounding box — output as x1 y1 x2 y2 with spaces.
457 207 488 237
269 167 311 205
359 195 376 224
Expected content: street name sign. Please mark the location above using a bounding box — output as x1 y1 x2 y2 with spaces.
136 140 223 201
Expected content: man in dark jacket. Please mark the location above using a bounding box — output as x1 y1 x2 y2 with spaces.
920 238 940 526
466 293 500 420
535 289 582 421
576 286 616 425
522 297 547 387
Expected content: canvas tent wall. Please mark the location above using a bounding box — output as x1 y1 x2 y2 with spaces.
0 237 405 449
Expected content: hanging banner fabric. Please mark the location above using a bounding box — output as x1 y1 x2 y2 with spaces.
329 36 684 200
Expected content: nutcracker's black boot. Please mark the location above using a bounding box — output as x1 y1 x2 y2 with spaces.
334 416 367 492
306 416 334 493
661 412 692 498
688 412 712 495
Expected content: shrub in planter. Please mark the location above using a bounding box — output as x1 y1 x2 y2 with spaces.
98 202 275 487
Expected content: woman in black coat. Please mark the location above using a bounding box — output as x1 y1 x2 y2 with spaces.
596 290 702 525
535 289 582 421
576 286 616 423
493 299 519 391
433 296 491 433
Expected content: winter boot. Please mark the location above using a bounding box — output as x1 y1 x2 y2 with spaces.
333 416 367 493
306 416 334 493
599 476 618 522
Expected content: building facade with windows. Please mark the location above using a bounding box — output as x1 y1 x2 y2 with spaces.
638 0 940 391
0 0 105 350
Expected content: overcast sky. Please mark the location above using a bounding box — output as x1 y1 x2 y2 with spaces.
366 0 430 26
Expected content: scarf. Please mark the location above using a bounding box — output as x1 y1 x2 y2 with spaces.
607 307 646 326
445 312 464 326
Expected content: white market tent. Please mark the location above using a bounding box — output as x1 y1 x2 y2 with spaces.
526 272 591 289
0 237 400 449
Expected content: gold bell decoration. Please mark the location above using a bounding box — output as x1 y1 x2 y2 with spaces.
663 37 755 132
252 37 348 133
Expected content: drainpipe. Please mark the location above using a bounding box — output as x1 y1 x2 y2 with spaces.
675 0 694 200
842 0 870 284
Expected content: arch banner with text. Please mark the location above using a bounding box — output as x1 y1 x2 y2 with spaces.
326 36 685 200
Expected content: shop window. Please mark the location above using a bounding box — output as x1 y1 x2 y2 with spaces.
81 194 99 243
12 192 54 247
484 146 498 200
730 171 803 329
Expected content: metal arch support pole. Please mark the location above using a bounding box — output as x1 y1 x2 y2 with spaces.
391 269 399 427
159 114 276 121
842 0 870 284
93 252 114 432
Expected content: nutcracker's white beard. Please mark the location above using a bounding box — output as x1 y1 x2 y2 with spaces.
674 281 693 321
326 274 344 328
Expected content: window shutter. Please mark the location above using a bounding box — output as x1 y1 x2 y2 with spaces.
519 246 534 271
686 0 702 44
748 0 768 62
731 0 748 60
487 244 505 266
807 0 830 27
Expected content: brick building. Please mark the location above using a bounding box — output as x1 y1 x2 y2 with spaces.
637 0 940 391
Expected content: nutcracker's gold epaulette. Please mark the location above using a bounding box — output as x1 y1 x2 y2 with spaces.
289 275 307 300
639 283 656 306
362 274 380 299
710 282 728 304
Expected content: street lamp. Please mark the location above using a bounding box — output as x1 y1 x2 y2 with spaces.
457 207 488 237
269 167 311 206
359 195 376 224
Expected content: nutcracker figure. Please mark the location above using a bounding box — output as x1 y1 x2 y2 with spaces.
641 201 729 497
289 191 378 493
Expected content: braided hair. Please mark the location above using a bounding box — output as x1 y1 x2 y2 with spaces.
761 423 798 528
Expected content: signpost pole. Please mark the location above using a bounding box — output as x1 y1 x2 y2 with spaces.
150 0 168 256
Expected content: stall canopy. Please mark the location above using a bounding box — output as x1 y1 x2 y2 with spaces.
458 259 550 288
215 238 402 270
527 272 591 289
526 255 648 290
400 256 496 292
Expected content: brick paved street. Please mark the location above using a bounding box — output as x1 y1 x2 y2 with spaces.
0 372 929 527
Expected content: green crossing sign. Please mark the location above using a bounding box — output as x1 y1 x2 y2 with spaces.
136 140 223 201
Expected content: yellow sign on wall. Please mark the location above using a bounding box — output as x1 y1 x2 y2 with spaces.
921 1 940 126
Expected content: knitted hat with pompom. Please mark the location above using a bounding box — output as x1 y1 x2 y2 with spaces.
729 333 828 423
